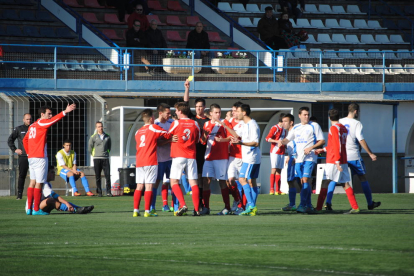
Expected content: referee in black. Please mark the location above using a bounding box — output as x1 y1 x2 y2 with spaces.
7 113 32 200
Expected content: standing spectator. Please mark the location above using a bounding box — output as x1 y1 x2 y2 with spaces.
88 121 112 197
257 7 287 50
186 22 211 59
126 20 152 74
280 0 304 22
146 19 167 71
127 4 150 30
8 113 31 200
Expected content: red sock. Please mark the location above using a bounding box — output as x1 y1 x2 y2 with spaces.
172 185 186 207
144 191 152 211
270 174 275 192
203 190 211 208
33 188 42 211
275 174 281 193
242 193 247 208
238 190 244 208
27 187 34 210
230 185 241 202
191 185 200 211
161 185 168 205
221 188 231 210
316 188 327 211
345 187 359 210
134 190 142 210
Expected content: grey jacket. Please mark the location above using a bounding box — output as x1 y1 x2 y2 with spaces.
88 132 111 159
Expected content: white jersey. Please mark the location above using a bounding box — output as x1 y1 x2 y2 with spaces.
286 122 324 163
339 117 364 161
286 141 297 158
154 118 174 162
56 150 77 166
240 119 261 164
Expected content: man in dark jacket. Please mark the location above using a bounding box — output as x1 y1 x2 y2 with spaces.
257 6 287 50
8 113 31 199
280 0 304 22
186 22 212 59
146 19 167 69
126 19 152 74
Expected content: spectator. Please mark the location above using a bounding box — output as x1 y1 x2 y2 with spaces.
146 19 167 71
280 0 304 22
126 20 152 74
186 22 211 59
278 12 300 48
127 4 150 30
257 6 287 50
127 0 150 15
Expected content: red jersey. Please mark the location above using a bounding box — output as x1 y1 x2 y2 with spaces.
168 118 200 159
135 124 171 167
203 119 230 161
227 118 243 158
325 123 348 164
265 124 286 155
23 112 66 158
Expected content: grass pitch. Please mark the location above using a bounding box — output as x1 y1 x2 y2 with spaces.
1 193 413 276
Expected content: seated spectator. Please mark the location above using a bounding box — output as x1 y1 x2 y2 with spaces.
186 22 212 59
257 6 287 50
146 19 167 69
278 13 300 48
126 20 152 74
127 4 150 30
280 0 304 22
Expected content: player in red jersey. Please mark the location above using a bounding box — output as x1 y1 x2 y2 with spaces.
265 113 287 195
315 109 360 214
168 102 202 216
23 104 76 216
133 109 171 218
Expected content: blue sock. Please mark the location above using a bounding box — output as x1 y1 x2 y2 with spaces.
361 181 373 205
181 175 191 193
236 181 243 194
150 188 157 210
172 192 179 212
307 185 312 207
242 184 254 208
81 177 90 193
326 181 337 204
289 187 296 206
69 176 77 192
300 182 309 207
59 203 68 211
69 202 80 208
251 186 259 206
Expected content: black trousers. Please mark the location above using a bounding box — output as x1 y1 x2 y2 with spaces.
94 159 111 194
18 156 29 195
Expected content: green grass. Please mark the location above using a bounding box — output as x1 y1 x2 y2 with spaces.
1 193 413 276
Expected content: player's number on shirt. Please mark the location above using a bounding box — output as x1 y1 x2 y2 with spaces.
182 129 191 141
139 135 145 147
28 127 36 139
340 132 347 145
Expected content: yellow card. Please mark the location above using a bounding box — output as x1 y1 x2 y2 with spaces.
188 76 194 81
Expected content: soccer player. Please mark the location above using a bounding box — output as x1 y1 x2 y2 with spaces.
315 109 360 214
25 165 94 215
168 102 202 216
200 103 232 215
279 106 325 214
223 104 261 216
339 103 381 210
8 113 31 199
23 104 76 216
265 113 287 195
133 109 171 218
56 140 94 196
152 103 174 212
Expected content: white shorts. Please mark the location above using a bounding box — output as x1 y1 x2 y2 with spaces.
270 153 285 169
170 157 198 180
29 158 48 183
227 156 242 179
324 163 351 183
136 165 158 184
202 159 228 180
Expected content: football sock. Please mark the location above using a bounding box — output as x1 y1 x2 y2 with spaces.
236 180 243 194
161 185 168 206
144 191 152 212
81 177 90 193
203 190 211 208
275 174 281 192
300 182 309 207
150 188 157 210
27 187 34 210
68 176 77 192
242 184 253 208
241 193 247 208
231 184 241 202
172 185 186 208
199 187 204 209
221 188 231 210
361 181 373 205
251 186 259 206
172 191 179 212
59 203 68 211
326 181 336 205
345 187 359 210
191 185 200 211
133 190 142 210
33 188 42 211
181 175 191 193
69 202 80 208
289 187 297 206
270 174 275 192
307 184 312 207
316 188 328 210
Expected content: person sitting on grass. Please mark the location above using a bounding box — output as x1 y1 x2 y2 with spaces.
25 165 94 215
